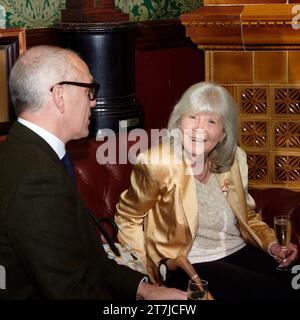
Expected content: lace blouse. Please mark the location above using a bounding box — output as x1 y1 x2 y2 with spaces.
188 174 245 264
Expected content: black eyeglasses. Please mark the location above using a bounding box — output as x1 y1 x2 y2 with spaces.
50 81 100 100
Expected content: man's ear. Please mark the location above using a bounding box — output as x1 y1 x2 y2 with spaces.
51 85 65 113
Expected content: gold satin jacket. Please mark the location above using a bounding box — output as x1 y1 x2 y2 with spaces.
115 143 276 283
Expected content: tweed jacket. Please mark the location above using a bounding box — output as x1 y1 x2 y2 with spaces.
0 122 143 299
116 143 276 283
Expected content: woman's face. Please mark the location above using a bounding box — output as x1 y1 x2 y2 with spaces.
179 112 225 157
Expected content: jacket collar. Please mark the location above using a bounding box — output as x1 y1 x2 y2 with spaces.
179 160 198 240
8 121 60 162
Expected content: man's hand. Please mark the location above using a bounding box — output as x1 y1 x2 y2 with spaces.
137 282 187 300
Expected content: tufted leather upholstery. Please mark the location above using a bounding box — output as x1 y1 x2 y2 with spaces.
68 136 132 220
67 131 152 241
67 131 151 218
66 133 300 258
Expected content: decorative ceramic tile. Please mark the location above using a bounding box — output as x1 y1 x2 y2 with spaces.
273 87 300 115
254 51 288 83
288 51 300 82
240 120 268 149
212 51 253 84
246 153 269 182
273 121 300 149
0 0 202 28
273 155 300 183
207 48 300 188
239 86 268 114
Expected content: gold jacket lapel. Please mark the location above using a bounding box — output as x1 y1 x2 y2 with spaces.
179 160 198 240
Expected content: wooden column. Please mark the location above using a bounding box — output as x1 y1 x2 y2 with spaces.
61 0 129 22
56 22 143 137
181 1 300 190
58 1 142 137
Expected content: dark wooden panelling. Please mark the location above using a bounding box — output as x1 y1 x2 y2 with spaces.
135 19 193 50
26 28 61 47
135 19 205 129
136 46 204 129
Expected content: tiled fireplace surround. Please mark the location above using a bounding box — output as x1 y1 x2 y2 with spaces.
181 1 300 190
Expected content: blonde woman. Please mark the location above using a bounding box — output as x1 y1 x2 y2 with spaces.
115 82 298 300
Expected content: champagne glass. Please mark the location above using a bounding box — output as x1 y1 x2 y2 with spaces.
187 278 208 300
274 215 292 271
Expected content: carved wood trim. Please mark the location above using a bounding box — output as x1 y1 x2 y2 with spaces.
181 4 300 50
26 19 196 51
0 28 26 54
0 28 26 135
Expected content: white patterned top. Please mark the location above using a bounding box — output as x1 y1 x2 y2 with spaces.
188 174 245 264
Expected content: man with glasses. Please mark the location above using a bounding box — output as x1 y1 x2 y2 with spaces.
0 45 186 299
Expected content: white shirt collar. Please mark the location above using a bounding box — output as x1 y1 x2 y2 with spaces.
18 118 66 160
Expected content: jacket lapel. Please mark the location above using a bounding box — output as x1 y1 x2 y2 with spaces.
179 160 198 240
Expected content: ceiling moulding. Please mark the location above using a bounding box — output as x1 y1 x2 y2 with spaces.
180 4 300 50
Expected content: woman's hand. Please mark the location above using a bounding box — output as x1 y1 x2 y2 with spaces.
270 242 298 268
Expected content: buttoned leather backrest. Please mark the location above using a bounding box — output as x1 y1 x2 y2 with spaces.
67 131 152 220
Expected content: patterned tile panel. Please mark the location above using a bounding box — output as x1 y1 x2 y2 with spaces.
239 86 268 115
273 121 300 149
246 153 269 183
273 155 300 183
236 84 300 187
273 87 300 115
209 50 300 189
240 120 268 149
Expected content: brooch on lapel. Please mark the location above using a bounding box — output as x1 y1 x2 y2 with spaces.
222 181 230 197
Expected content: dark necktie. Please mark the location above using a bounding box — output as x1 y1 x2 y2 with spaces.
61 152 76 186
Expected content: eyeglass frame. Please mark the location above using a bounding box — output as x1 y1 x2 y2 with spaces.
50 81 100 101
